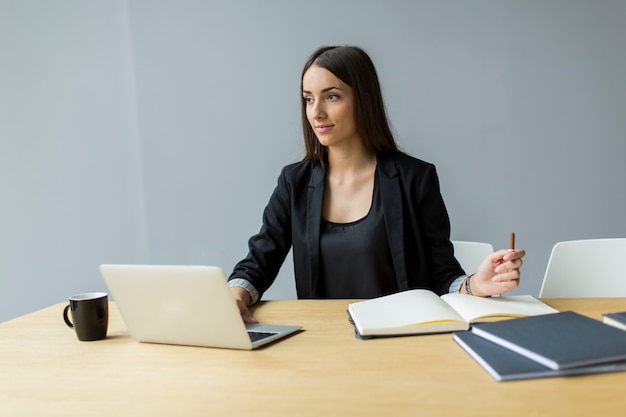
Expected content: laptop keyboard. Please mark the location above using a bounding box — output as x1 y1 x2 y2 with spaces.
248 331 278 342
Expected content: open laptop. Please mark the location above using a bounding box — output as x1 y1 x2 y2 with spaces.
99 264 302 350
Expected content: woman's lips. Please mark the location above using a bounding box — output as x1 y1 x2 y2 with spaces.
315 124 334 133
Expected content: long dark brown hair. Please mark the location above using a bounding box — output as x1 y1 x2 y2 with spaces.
300 46 399 165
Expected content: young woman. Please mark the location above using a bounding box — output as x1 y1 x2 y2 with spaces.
228 46 525 323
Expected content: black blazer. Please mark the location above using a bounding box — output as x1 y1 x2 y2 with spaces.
229 152 465 299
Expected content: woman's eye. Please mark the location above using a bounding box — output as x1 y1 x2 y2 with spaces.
303 96 314 104
327 94 340 100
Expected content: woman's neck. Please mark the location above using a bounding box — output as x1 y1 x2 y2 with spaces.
326 145 377 178
323 145 377 223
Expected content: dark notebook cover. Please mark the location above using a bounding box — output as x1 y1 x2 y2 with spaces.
471 311 626 370
453 331 626 381
603 311 626 331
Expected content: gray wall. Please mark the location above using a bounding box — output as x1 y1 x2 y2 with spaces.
2 0 625 322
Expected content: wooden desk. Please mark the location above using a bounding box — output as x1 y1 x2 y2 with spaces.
1 298 625 416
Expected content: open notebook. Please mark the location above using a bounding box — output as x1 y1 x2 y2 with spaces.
100 264 302 350
347 289 558 338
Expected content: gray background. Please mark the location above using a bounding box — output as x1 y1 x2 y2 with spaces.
2 0 625 322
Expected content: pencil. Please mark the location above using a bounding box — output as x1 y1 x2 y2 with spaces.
510 232 515 250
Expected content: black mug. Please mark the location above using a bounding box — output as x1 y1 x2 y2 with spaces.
63 292 109 341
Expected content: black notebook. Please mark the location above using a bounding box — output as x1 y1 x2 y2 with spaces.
603 311 626 331
471 311 626 370
453 331 626 381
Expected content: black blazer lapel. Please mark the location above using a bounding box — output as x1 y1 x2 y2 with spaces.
377 155 409 291
306 163 325 296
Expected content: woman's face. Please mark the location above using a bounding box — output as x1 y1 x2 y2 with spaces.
302 65 360 149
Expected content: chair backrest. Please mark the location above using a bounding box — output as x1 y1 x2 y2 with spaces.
539 238 626 297
452 241 494 274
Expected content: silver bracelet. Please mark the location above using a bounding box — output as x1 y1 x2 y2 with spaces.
465 274 475 296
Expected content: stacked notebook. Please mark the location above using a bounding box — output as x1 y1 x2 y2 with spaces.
603 311 626 331
453 310 626 381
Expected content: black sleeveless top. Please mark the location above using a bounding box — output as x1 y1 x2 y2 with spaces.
316 172 398 298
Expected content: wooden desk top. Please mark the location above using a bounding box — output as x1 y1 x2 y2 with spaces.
1 298 625 417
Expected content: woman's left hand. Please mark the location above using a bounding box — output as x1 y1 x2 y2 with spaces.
470 249 526 297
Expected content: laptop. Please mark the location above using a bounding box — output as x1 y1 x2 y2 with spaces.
99 264 302 350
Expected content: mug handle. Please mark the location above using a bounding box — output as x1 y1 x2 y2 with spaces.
63 304 74 328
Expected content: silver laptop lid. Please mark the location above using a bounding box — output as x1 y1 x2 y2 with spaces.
100 264 300 350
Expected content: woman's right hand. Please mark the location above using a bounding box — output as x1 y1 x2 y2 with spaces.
229 286 259 324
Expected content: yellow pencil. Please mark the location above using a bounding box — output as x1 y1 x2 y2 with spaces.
510 232 515 250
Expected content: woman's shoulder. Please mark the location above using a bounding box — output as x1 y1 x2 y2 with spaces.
275 158 321 187
282 158 313 170
391 151 433 166
379 151 436 175
280 158 315 176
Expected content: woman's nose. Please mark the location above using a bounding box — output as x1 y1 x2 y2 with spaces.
311 101 326 119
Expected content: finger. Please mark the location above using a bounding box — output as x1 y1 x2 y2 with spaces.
488 249 519 268
494 279 520 293
492 270 521 282
479 277 520 296
242 309 259 324
499 257 523 271
504 249 526 262
489 249 512 261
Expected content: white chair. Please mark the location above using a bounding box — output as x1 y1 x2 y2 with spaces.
452 241 494 273
539 238 626 297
